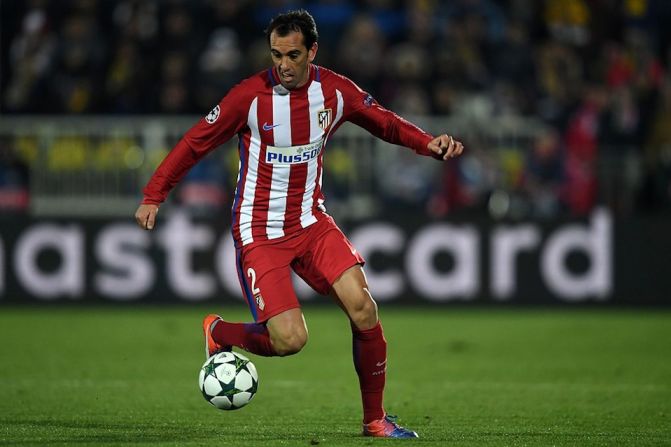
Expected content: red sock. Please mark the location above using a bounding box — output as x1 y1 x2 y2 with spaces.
352 321 387 424
212 321 278 356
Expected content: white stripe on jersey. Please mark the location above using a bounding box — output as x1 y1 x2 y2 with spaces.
266 90 292 239
316 88 345 210
332 89 345 135
239 97 260 245
300 81 326 228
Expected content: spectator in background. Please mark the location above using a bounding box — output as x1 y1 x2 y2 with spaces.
598 28 665 214
563 84 607 215
158 51 194 113
156 5 200 113
524 127 564 218
203 0 256 44
303 0 355 63
0 141 30 213
625 29 664 128
360 0 405 40
111 0 160 49
321 144 357 217
428 135 493 217
640 76 671 212
195 1 256 110
336 14 386 96
544 0 591 47
441 0 506 44
253 0 302 30
427 158 463 218
436 13 491 92
105 39 145 113
196 29 244 110
489 20 536 115
535 40 583 126
4 8 56 112
176 151 229 217
385 43 432 114
598 84 643 215
378 148 436 211
430 80 456 115
382 1 434 115
106 0 160 112
51 10 106 113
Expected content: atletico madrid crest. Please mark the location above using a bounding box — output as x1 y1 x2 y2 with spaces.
317 109 332 130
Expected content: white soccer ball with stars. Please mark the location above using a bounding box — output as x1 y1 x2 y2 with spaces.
198 351 259 410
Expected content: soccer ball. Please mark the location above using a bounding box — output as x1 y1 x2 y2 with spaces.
198 351 259 410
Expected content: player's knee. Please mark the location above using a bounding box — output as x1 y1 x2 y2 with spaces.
271 329 308 356
350 293 378 330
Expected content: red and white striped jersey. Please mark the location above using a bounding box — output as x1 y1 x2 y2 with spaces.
143 65 435 248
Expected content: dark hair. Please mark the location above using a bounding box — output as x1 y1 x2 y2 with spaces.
265 9 318 50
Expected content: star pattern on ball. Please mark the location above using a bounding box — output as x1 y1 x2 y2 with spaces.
203 360 220 378
234 356 249 373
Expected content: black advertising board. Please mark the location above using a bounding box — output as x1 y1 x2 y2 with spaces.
0 208 668 306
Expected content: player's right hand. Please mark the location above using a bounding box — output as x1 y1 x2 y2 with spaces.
135 204 159 230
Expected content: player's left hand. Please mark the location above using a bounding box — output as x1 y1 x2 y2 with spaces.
427 134 464 160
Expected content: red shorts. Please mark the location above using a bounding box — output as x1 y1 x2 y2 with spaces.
236 216 365 323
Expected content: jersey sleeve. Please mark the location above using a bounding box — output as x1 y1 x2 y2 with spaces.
141 83 250 205
337 74 435 157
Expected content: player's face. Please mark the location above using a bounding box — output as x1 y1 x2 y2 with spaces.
270 30 317 90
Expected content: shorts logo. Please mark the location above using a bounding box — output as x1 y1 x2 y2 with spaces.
255 294 265 311
205 105 220 124
317 109 332 130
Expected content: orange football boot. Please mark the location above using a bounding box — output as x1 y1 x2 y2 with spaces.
363 415 418 438
203 314 229 359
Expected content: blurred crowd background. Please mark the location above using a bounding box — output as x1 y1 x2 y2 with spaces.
2 0 671 220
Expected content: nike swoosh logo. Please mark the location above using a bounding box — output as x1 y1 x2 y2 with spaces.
376 360 387 367
262 122 280 131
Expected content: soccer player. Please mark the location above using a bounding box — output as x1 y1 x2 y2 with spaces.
135 9 463 438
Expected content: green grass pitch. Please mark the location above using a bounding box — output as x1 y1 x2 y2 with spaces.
0 306 669 446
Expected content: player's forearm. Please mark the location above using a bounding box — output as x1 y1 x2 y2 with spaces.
142 139 200 205
351 106 433 156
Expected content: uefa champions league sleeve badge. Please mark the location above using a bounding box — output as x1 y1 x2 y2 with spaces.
205 105 220 124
